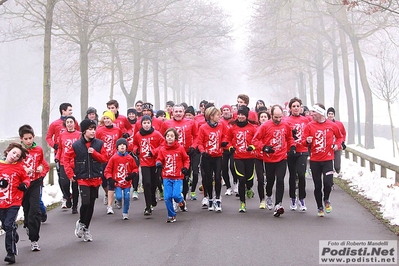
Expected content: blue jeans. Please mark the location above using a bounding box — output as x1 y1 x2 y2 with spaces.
163 178 183 218
115 187 130 214
39 185 46 215
0 206 20 255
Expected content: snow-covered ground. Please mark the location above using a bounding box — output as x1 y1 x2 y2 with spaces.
10 137 399 228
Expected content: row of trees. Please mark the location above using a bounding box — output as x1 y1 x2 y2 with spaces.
246 0 399 152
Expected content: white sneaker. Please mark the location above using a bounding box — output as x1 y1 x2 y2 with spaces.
290 198 297 211
233 183 238 194
201 197 209 209
273 203 285 217
103 196 108 205
215 199 222 212
132 191 139 200
266 197 274 210
115 200 122 209
31 241 40 251
298 199 307 211
61 198 67 209
75 220 85 238
122 213 129 220
107 206 114 214
173 201 178 212
225 188 232 196
83 229 93 242
208 200 214 211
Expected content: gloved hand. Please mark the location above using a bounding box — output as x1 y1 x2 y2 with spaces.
263 145 275 153
188 147 196 156
292 129 298 140
135 149 140 156
181 167 189 176
201 152 210 159
53 144 59 150
228 146 236 154
221 142 228 148
288 146 296 156
125 172 137 181
107 178 115 188
122 133 130 139
156 162 163 170
148 151 153 157
341 142 347 150
17 183 28 192
246 145 255 152
0 179 9 188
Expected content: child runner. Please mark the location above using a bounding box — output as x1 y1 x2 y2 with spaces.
132 115 165 216
0 143 30 264
64 119 108 241
56 116 81 213
19 125 49 252
196 106 227 212
104 138 139 220
156 128 190 222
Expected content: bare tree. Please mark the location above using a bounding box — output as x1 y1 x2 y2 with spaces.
369 46 399 156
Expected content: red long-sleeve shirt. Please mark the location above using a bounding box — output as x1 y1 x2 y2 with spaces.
55 130 81 165
132 129 165 167
95 126 122 159
332 119 346 150
134 117 167 136
0 161 30 208
302 119 343 161
22 143 50 182
46 117 80 152
285 115 311 153
196 122 227 157
226 122 257 159
164 118 197 152
253 120 295 163
156 141 190 180
114 114 132 135
104 153 138 189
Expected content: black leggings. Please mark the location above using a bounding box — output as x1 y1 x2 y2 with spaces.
254 159 265 201
222 151 233 188
190 152 200 193
201 156 222 199
265 160 287 204
333 150 342 173
234 158 255 203
310 160 334 209
141 166 159 208
79 185 98 229
59 165 79 208
287 154 308 200
22 178 42 242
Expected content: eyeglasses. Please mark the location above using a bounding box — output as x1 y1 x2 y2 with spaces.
200 104 206 107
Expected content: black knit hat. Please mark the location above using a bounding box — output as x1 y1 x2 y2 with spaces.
185 106 196 116
127 108 137 115
141 115 152 124
116 138 128 148
86 107 97 115
80 119 96 133
327 107 335 115
237 106 250 118
199 100 208 107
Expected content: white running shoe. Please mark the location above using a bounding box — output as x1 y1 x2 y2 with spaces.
103 196 108 205
201 197 209 209
61 198 67 209
215 199 222 212
266 197 274 210
83 229 93 242
122 213 129 220
233 183 238 194
290 198 297 211
132 191 139 200
273 203 285 217
75 220 85 238
107 206 114 214
31 241 40 251
225 188 232 196
115 200 122 209
298 199 307 211
208 200 214 211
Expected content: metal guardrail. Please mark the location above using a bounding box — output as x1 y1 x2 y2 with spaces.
344 146 399 183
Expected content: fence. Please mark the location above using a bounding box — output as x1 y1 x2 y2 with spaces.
344 147 399 183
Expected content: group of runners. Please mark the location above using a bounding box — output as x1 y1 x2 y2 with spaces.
0 94 346 264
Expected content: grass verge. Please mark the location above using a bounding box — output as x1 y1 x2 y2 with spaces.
334 177 399 236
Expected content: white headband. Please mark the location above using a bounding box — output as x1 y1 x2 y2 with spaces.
311 105 326 116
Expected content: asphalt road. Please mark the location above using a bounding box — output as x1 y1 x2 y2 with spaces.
5 175 399 266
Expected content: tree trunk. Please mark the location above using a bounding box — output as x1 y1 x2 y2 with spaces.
387 101 396 157
41 0 56 165
163 62 168 105
152 52 160 110
80 42 90 121
339 27 355 145
129 38 141 107
308 68 315 106
316 36 325 104
142 57 148 102
331 41 340 120
109 41 115 100
298 72 306 103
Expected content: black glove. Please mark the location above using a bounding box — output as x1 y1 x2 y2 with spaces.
122 133 130 139
292 129 298 140
221 142 228 148
156 162 163 170
263 145 275 153
53 144 58 150
187 147 196 156
228 147 236 154
288 146 296 156
181 167 189 176
72 175 78 181
17 183 28 192
201 152 210 159
107 178 115 187
125 172 137 181
148 151 153 157
246 145 255 151
135 149 140 156
341 142 346 150
0 179 8 188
